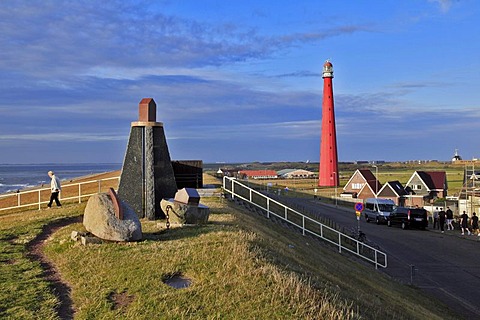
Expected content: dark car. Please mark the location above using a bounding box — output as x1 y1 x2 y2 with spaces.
387 207 428 230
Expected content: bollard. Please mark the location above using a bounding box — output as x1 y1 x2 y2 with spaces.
410 265 416 284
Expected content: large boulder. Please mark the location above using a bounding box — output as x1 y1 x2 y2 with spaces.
83 193 142 241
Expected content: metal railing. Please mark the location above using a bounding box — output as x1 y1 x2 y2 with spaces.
223 177 387 269
0 176 120 212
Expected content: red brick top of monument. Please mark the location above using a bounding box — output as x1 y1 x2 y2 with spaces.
140 98 154 104
139 98 156 122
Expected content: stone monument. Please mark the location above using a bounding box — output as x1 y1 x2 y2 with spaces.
160 188 210 225
117 98 177 220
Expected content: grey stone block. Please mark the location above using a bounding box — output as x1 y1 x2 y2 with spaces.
174 188 200 206
81 236 103 246
71 230 87 241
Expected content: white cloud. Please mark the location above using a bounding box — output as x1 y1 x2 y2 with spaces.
0 133 127 142
167 120 320 140
428 0 453 13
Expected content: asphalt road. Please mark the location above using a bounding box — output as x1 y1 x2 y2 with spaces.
286 197 480 320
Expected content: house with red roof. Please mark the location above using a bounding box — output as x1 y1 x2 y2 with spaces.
342 169 382 200
238 170 278 180
404 171 447 206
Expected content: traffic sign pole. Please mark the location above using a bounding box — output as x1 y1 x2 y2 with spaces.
354 202 364 236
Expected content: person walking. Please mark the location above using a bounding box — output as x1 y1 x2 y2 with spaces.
433 208 439 229
471 212 479 236
439 208 446 233
446 207 454 231
47 170 62 208
460 211 471 235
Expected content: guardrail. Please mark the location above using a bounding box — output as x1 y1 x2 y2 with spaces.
223 177 387 269
0 176 120 212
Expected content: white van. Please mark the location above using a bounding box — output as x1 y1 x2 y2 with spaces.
364 198 395 224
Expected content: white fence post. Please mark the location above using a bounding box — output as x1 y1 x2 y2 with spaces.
338 233 342 253
267 198 270 219
302 216 305 235
38 190 41 210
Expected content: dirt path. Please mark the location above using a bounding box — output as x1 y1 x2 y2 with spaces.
26 216 82 320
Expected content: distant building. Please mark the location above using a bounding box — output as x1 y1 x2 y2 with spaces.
354 161 369 165
238 170 278 180
277 169 315 179
216 168 238 178
452 149 462 162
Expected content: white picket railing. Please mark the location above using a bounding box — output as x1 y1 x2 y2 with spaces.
0 176 120 212
223 176 387 269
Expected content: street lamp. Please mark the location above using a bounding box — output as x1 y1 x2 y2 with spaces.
372 165 378 198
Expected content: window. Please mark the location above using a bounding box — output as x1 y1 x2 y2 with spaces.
352 183 363 189
378 204 394 212
412 184 422 190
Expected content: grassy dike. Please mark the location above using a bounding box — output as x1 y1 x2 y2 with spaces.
1 194 458 319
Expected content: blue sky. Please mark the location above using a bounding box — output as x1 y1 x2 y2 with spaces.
0 0 479 164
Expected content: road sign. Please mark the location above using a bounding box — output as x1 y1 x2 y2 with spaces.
354 202 364 212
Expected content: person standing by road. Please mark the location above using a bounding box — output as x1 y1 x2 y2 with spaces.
460 211 471 236
433 209 439 229
47 171 62 208
446 207 454 231
439 208 446 233
460 211 471 235
471 212 479 236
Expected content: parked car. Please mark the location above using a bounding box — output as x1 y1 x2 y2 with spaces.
387 207 428 230
364 198 395 224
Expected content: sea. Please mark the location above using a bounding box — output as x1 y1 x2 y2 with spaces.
0 163 121 194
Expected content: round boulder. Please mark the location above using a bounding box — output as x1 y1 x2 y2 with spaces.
83 193 142 241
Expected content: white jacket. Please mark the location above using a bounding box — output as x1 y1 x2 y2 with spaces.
50 175 62 192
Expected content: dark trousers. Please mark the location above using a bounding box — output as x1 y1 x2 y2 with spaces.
48 191 61 207
439 218 445 231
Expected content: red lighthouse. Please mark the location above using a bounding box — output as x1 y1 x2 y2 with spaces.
318 60 339 187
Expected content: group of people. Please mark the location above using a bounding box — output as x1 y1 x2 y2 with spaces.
433 207 479 236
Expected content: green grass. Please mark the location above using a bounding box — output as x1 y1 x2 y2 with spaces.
0 206 83 319
0 196 459 319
